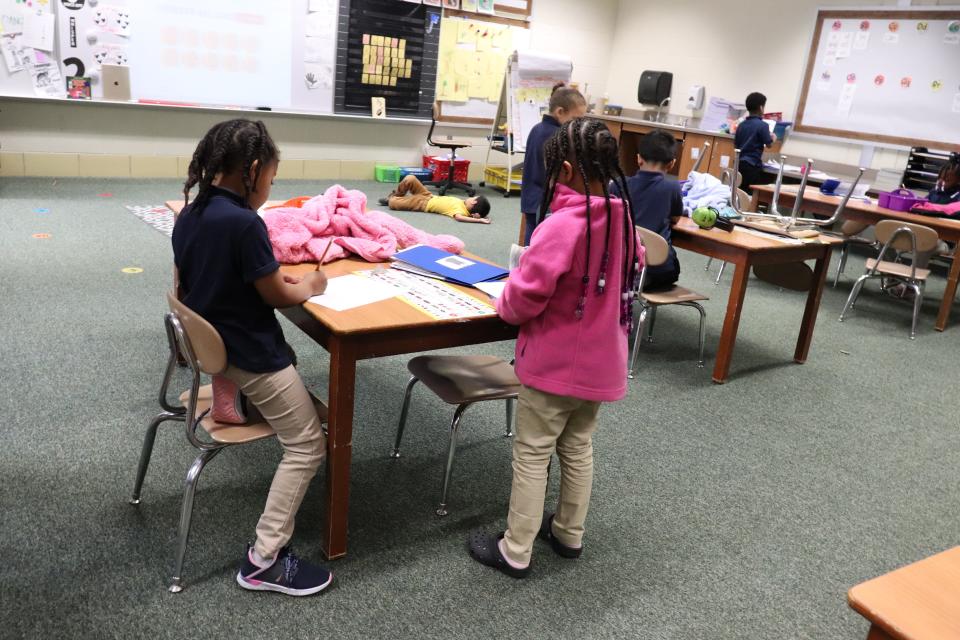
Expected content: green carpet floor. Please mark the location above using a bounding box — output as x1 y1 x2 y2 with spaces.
1 177 957 639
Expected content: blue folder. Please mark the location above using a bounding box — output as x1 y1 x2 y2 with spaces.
392 246 508 286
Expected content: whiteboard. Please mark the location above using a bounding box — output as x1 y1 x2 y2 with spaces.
795 9 960 149
0 0 336 114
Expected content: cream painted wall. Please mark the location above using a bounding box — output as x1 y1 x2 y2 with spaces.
0 0 619 177
605 0 954 171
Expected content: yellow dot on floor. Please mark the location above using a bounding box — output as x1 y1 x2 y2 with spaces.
121 267 144 274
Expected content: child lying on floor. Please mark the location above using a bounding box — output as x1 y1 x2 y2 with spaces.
379 175 491 224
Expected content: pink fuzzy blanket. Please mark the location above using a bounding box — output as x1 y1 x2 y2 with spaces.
262 185 465 264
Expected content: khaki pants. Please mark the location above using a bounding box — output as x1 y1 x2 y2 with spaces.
388 174 433 212
503 385 601 565
224 364 326 560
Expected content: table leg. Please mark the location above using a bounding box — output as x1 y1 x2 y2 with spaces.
713 258 750 384
935 250 960 332
322 338 356 560
865 623 894 640
795 251 831 363
750 190 763 212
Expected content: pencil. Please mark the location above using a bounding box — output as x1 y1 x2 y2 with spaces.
316 239 334 270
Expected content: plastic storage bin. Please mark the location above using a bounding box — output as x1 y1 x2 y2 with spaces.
375 163 402 183
399 167 434 180
878 188 926 211
483 166 522 194
424 155 470 183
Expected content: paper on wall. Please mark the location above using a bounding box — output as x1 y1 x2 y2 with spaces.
304 62 332 90
945 34 960 46
308 0 336 12
953 93 960 114
92 5 131 37
304 36 333 64
24 47 65 97
837 83 856 115
853 31 870 50
883 32 899 44
1 8 24 34
22 10 55 51
92 42 128 68
305 10 335 39
836 32 853 58
1 32 25 72
822 55 836 67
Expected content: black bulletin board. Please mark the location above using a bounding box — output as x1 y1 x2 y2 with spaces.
335 0 440 118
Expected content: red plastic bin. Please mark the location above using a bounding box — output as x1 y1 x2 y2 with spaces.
423 155 470 183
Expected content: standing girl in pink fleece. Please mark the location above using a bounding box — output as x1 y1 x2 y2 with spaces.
468 117 643 578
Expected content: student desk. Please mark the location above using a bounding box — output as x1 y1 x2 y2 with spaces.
165 200 517 558
670 216 842 384
749 185 960 332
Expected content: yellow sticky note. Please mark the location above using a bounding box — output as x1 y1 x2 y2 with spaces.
390 77 397 87
362 73 369 84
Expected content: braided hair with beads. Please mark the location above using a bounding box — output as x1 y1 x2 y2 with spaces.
182 119 279 213
537 117 640 327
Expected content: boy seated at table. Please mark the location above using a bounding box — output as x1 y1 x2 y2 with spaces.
379 175 491 224
610 129 682 291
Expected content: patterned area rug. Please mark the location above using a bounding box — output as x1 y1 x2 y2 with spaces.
125 205 174 237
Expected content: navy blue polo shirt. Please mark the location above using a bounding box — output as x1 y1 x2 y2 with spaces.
171 187 291 373
521 114 561 214
610 170 682 279
734 115 773 168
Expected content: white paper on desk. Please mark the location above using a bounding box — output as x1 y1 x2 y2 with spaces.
308 274 398 311
22 11 55 52
475 281 506 300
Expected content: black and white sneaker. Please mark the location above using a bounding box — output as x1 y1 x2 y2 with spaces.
237 545 333 596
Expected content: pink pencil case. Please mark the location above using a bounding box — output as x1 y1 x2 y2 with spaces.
878 189 926 212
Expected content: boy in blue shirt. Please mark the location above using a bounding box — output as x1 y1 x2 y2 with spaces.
735 92 778 193
610 129 682 290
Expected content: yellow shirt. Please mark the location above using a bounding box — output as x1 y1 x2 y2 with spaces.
425 196 469 218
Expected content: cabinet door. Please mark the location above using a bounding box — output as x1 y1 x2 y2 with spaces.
706 138 736 179
677 133 713 181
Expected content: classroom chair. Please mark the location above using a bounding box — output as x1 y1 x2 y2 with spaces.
838 220 940 339
424 102 475 197
129 293 326 592
827 219 877 287
390 355 519 516
848 546 960 640
630 226 708 378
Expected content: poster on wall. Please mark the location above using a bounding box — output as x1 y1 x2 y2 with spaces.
56 0 131 99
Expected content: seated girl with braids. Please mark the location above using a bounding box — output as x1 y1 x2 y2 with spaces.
172 119 333 596
467 117 643 578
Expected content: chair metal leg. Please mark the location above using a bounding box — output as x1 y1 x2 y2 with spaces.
391 376 419 458
504 398 514 437
909 282 923 339
833 244 849 288
715 262 727 285
169 447 222 593
436 404 470 517
628 305 649 379
839 274 871 321
129 412 182 505
645 306 657 342
691 302 707 368
705 257 713 271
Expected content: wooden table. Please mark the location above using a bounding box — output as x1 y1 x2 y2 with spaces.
848 546 960 640
165 200 517 558
750 185 960 332
671 216 842 384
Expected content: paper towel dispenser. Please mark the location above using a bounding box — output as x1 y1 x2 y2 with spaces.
637 70 673 105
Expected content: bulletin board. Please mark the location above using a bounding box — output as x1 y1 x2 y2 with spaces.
436 15 529 124
795 9 960 149
0 0 338 115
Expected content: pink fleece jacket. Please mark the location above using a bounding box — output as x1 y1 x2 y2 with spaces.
262 185 464 264
496 184 645 402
